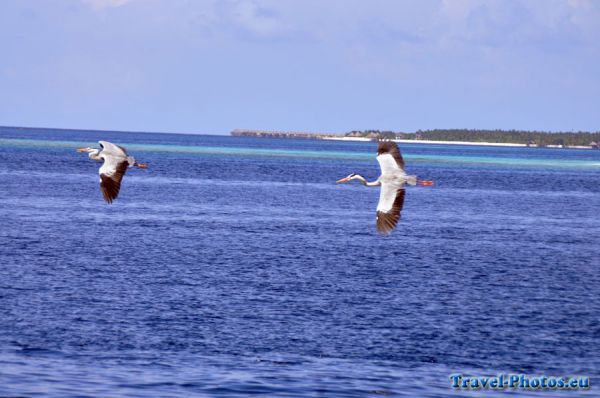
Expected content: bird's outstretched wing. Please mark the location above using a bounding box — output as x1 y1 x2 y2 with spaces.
376 141 405 174
98 155 129 204
99 141 128 157
376 182 406 235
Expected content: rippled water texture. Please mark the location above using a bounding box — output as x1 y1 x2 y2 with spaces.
1 127 599 397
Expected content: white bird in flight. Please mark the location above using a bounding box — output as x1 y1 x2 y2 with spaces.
336 141 433 234
77 141 147 203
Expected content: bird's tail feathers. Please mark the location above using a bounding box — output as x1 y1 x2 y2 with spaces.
126 156 148 169
417 179 434 186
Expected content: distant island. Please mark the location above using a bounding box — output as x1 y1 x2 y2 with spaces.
1 125 597 149
231 128 600 149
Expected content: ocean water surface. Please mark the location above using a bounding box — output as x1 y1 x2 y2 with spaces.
0 127 599 397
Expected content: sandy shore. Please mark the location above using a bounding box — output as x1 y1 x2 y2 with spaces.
235 132 596 149
322 136 528 147
321 136 373 142
394 139 528 147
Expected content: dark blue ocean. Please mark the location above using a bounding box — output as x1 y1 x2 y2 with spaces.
0 127 599 397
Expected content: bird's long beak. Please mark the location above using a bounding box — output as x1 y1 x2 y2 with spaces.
336 177 350 184
77 147 90 153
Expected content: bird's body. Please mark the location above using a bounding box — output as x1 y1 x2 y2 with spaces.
337 141 433 234
78 141 146 203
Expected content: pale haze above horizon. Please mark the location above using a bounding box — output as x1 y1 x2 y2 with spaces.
1 0 599 135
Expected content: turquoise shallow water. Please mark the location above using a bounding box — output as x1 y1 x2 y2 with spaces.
0 127 599 397
1 137 599 168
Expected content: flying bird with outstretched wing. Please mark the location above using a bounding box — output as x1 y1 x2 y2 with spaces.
77 141 147 203
336 141 433 234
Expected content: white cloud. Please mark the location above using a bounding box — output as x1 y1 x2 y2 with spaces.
82 0 133 10
227 1 286 37
567 0 594 9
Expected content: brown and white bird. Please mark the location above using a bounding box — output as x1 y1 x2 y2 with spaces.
77 141 147 203
336 141 433 235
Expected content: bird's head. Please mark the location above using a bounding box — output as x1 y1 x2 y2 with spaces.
77 146 101 159
336 173 356 184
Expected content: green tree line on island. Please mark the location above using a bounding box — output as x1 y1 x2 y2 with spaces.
346 129 600 147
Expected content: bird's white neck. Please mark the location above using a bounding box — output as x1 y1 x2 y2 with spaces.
88 149 102 161
352 174 380 186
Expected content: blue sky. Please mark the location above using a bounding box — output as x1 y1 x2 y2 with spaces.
1 0 599 134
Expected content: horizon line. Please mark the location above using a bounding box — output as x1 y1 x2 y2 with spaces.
0 124 598 136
